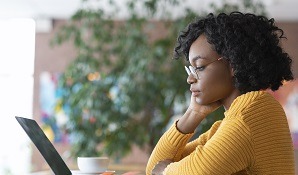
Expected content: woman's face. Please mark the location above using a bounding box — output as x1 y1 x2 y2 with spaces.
187 34 235 105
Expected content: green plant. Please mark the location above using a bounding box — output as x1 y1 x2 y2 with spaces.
52 0 266 159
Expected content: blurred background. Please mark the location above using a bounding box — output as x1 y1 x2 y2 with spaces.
0 0 297 174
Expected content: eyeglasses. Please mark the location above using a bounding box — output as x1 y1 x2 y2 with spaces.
184 57 223 79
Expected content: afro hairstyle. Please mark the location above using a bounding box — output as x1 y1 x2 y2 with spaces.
174 12 293 93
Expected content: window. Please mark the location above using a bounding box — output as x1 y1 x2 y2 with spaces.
0 19 35 175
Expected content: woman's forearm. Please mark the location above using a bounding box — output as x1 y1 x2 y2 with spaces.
176 108 206 134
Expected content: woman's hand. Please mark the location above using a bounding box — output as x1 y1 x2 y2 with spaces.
177 96 221 134
151 160 172 175
188 96 221 117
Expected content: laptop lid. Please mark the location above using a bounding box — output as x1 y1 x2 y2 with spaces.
16 116 72 175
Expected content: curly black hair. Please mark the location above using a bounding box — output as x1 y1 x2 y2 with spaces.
174 12 293 93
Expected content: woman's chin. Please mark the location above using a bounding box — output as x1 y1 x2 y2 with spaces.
195 97 205 105
195 97 214 105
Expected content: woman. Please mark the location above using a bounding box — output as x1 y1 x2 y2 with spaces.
146 12 295 175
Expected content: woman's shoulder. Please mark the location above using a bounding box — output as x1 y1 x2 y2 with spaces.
225 91 275 117
243 91 283 113
225 90 284 122
239 91 287 128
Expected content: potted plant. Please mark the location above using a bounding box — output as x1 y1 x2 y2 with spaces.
52 0 266 159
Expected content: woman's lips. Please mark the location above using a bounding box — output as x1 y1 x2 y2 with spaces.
192 91 200 97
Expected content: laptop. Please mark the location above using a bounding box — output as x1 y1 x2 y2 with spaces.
16 116 72 175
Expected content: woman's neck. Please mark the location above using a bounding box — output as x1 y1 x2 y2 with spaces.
221 88 242 111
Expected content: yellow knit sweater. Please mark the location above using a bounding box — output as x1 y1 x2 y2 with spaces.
146 91 295 175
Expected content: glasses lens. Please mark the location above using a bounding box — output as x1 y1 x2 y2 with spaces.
189 66 197 77
184 66 198 79
189 66 196 75
185 66 191 75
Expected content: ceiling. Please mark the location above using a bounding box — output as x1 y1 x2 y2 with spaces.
0 0 297 32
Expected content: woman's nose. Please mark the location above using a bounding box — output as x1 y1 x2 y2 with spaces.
187 74 197 84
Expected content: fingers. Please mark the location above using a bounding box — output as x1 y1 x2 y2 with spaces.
189 96 221 116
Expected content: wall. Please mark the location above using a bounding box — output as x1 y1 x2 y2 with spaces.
32 20 298 172
279 22 298 77
32 19 151 172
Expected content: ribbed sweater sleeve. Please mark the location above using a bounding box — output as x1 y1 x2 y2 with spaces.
180 121 222 159
145 119 253 175
163 118 254 175
145 122 194 175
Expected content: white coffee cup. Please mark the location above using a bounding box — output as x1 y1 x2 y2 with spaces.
77 157 109 172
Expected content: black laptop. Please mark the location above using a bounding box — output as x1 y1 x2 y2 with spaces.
16 116 72 175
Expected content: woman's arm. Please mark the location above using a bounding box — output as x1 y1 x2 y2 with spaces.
145 120 194 175
146 96 221 175
163 119 254 175
147 119 223 175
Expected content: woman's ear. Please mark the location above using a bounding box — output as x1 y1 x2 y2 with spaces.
230 65 235 77
222 57 234 77
226 61 237 84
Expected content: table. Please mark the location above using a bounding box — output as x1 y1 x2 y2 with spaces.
28 163 146 175
28 171 144 175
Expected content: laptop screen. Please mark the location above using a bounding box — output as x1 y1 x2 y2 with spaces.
16 116 72 175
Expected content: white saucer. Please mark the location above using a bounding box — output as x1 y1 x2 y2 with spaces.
71 170 115 175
